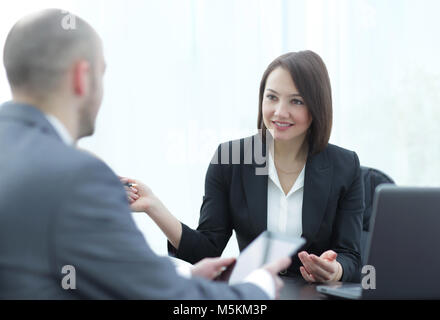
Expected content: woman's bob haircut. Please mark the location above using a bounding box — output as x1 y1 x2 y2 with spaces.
257 51 333 155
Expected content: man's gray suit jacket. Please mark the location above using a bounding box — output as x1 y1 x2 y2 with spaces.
0 102 267 300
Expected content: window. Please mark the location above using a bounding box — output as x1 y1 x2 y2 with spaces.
1 0 438 257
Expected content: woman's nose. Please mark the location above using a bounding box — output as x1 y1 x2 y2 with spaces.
274 101 290 118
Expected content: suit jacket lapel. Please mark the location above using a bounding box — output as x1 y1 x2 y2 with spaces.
242 165 268 237
241 134 269 237
301 148 332 244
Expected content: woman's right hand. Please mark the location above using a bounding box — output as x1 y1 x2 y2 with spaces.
120 176 183 249
119 177 157 213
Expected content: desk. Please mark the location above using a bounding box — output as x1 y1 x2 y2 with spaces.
279 276 328 300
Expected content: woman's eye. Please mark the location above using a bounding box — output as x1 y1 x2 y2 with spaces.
292 99 304 105
266 94 277 101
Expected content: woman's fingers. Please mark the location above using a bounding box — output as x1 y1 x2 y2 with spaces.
300 266 311 281
301 260 327 282
298 252 313 274
119 176 139 186
309 265 331 282
124 186 138 193
126 191 139 202
300 266 316 283
299 252 335 282
124 186 138 194
304 257 332 281
320 250 337 261
310 254 335 274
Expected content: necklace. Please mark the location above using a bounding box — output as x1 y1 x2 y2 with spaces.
275 163 303 175
271 143 308 175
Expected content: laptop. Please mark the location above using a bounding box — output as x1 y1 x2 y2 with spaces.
317 185 440 299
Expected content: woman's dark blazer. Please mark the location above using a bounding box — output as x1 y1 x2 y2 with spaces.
169 134 365 282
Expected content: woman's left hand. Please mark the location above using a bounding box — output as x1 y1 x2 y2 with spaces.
298 250 343 283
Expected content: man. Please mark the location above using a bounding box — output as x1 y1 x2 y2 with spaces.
0 9 291 299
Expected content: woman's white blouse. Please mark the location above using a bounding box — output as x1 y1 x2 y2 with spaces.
267 151 305 238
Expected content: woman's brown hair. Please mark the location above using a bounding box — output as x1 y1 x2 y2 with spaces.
257 51 333 155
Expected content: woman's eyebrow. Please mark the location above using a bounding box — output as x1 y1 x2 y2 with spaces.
266 88 302 97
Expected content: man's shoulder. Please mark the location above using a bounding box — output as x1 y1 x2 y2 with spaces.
28 140 116 188
64 147 113 176
58 147 117 186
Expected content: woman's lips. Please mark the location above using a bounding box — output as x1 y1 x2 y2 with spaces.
272 121 294 131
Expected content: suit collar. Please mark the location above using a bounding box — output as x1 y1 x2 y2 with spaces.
0 101 63 143
242 165 268 236
241 134 269 236
301 148 332 243
45 114 74 145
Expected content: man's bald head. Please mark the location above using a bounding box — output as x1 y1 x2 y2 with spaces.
3 9 101 97
3 9 106 140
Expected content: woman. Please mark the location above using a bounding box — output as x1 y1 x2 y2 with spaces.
123 51 364 283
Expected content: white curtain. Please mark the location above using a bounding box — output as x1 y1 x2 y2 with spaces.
1 0 439 257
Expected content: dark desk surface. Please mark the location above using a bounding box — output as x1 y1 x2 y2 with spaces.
279 276 328 300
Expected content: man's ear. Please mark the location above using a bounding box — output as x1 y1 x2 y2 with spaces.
73 60 90 96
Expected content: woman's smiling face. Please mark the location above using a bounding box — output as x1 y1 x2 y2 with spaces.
262 67 313 142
